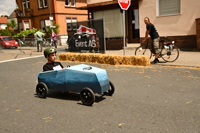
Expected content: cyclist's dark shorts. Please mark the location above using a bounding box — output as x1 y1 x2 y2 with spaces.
151 37 160 54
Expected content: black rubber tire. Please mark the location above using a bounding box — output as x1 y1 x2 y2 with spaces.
80 88 95 106
104 81 115 96
36 82 48 98
135 46 152 59
161 45 179 62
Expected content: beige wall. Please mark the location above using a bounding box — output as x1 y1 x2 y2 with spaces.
94 9 123 38
87 0 112 4
139 0 200 37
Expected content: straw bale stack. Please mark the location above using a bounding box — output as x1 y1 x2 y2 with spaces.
59 53 150 66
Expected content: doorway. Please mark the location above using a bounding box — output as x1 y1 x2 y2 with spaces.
127 7 140 43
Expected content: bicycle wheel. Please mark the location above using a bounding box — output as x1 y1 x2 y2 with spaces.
30 39 36 47
161 45 179 62
45 41 50 47
135 46 152 59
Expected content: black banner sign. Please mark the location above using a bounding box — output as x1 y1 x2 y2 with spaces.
67 19 104 53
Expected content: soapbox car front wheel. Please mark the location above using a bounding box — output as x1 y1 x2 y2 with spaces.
80 88 95 106
104 81 115 96
36 82 48 98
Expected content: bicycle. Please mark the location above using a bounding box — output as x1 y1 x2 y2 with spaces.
17 38 26 47
135 37 179 62
30 38 37 47
43 38 52 48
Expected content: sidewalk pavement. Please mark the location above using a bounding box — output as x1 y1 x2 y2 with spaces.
0 45 199 68
105 48 200 68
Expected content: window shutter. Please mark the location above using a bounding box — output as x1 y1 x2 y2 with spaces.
159 0 180 16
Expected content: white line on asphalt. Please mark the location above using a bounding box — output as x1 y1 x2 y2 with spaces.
0 55 43 63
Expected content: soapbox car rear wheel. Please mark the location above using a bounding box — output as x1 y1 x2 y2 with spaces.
36 82 48 98
104 81 115 96
80 88 95 106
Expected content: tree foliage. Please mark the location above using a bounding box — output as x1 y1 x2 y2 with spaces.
0 29 16 36
0 20 60 38
6 19 17 29
14 29 38 37
45 21 60 35
1 15 8 17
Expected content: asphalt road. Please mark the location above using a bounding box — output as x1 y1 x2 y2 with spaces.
0 57 200 133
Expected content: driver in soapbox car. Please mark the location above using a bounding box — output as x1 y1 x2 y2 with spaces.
43 47 64 71
36 48 115 106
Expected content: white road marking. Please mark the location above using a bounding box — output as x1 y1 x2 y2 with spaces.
0 55 43 63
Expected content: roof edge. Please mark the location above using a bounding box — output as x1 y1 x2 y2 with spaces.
77 1 118 10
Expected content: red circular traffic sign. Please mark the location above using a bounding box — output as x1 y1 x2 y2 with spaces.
118 0 131 10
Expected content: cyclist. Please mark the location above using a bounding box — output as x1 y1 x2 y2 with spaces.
43 47 64 71
142 17 160 64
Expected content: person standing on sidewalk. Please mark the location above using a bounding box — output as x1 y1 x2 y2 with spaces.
35 30 45 52
142 17 160 64
52 31 57 49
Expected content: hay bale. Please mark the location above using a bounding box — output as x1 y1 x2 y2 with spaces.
122 55 132 65
130 56 137 65
58 53 150 66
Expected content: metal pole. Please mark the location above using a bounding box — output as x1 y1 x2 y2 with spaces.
49 0 54 46
103 18 106 54
48 0 52 17
48 0 53 27
123 10 126 55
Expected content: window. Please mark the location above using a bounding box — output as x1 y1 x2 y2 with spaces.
22 0 30 10
24 21 30 30
43 0 47 7
72 18 77 30
40 20 45 31
66 18 77 30
38 0 48 8
22 1 26 9
65 0 76 7
19 22 23 31
66 18 72 30
94 9 123 38
0 24 7 30
71 0 75 7
158 0 180 16
40 19 49 32
26 0 30 8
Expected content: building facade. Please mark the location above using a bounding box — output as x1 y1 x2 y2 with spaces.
0 17 8 29
139 0 200 50
79 0 200 50
79 0 141 49
15 0 88 43
8 11 18 30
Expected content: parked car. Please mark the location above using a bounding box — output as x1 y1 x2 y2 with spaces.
0 36 18 49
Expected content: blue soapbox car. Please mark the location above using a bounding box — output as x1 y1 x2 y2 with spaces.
36 64 115 106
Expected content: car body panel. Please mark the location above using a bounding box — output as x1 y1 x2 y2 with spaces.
38 64 110 94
